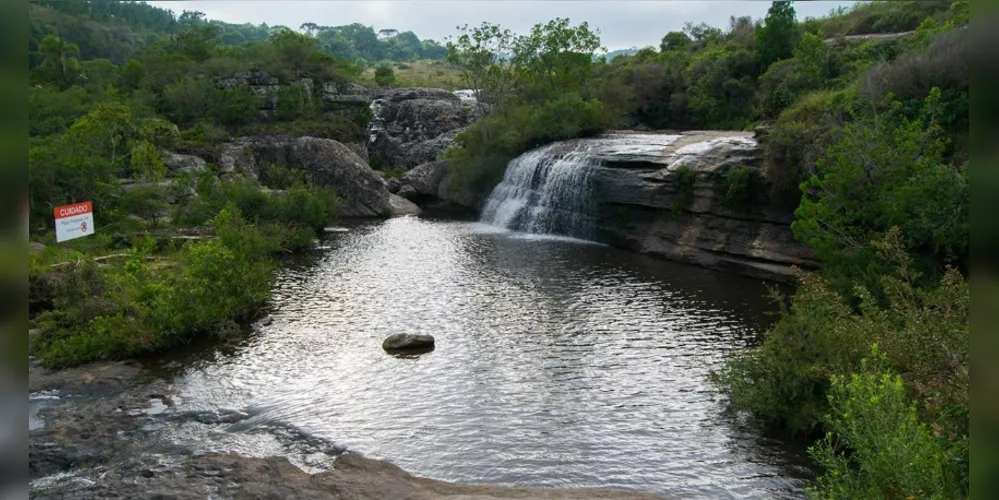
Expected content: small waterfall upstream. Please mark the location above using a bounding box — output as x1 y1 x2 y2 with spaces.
480 142 600 240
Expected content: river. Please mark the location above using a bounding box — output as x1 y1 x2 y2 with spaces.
149 215 812 499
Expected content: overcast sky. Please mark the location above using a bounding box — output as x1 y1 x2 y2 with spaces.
147 1 857 51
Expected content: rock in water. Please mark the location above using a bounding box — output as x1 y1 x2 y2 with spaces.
388 194 422 216
382 334 435 352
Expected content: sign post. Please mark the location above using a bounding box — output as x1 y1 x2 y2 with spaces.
54 201 95 243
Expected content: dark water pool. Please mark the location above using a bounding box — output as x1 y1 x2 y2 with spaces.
170 216 811 498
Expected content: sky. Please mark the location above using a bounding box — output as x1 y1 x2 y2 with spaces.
147 1 858 51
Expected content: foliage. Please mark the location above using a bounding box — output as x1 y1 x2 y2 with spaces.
381 166 408 179
275 82 311 121
756 1 798 69
671 166 697 211
445 92 618 195
32 34 83 89
718 166 760 210
209 83 260 127
374 65 396 87
807 347 964 499
31 210 274 368
129 141 166 181
793 88 968 296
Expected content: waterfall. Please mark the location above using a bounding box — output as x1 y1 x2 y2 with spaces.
480 142 600 240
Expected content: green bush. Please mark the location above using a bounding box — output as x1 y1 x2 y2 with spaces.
209 83 260 126
31 210 274 367
275 83 311 121
716 230 968 488
382 166 407 179
718 166 760 210
259 163 307 190
793 88 968 296
807 346 964 499
374 65 396 86
671 165 697 211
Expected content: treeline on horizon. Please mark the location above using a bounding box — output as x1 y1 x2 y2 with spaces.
29 0 448 69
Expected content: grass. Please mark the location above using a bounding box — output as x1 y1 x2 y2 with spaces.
359 60 465 90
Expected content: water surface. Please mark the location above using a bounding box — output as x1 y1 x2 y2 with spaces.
173 216 809 498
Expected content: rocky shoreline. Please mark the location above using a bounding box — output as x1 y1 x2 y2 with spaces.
28 360 659 499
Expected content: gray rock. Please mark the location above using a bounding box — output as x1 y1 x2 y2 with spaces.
161 152 207 175
368 88 476 168
382 333 435 351
397 184 418 200
581 130 817 281
399 160 449 197
216 136 395 217
384 177 402 194
388 194 422 216
30 242 46 254
292 137 393 217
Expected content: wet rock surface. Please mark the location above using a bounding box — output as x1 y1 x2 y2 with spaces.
28 359 655 499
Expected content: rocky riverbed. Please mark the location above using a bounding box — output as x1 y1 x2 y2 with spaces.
28 359 659 499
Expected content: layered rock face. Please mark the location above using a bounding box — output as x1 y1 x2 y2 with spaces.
214 135 413 217
215 70 372 119
479 130 817 281
589 131 817 280
368 88 477 169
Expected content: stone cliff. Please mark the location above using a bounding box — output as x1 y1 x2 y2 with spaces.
587 130 817 280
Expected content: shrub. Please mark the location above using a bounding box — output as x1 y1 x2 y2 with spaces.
761 88 852 206
161 77 214 126
374 65 396 86
31 210 275 367
861 28 967 103
259 163 307 190
716 229 968 484
717 166 761 211
210 83 260 126
793 88 968 296
807 347 963 499
671 165 696 211
276 83 311 121
382 166 407 179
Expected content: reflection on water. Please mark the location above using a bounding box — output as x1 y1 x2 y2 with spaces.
174 216 809 498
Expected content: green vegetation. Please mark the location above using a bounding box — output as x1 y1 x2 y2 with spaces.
26 2 970 495
443 19 619 196
27 6 362 368
374 65 396 87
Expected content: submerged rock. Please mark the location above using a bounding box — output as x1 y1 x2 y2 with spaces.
382 333 435 352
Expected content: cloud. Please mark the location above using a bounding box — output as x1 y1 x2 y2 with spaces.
148 1 857 51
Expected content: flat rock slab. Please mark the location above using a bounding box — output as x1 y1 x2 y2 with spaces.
382 333 435 352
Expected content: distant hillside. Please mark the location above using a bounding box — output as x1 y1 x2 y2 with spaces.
29 0 447 68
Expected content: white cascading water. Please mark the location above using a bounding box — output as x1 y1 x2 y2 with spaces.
480 142 600 240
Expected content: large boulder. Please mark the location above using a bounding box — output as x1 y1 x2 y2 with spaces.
216 136 395 217
395 159 478 210
368 88 476 168
291 137 393 217
387 194 422 216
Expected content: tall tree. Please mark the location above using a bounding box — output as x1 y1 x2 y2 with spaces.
756 1 798 69
35 34 82 89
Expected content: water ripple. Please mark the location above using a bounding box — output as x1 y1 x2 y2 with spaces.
175 217 808 498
